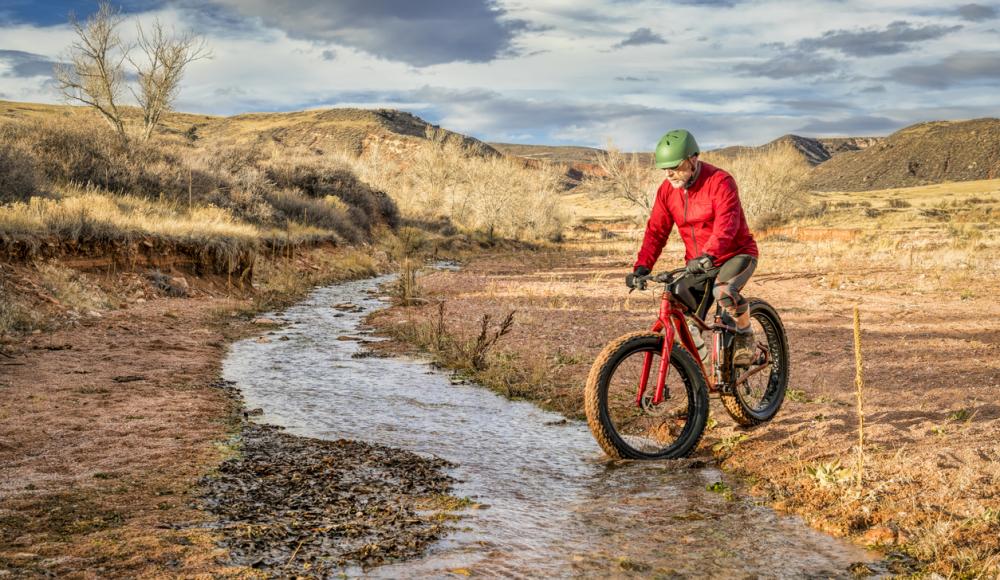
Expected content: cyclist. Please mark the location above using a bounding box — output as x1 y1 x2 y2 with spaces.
625 129 759 365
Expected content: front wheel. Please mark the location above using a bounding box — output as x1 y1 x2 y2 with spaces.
585 331 709 459
720 298 790 427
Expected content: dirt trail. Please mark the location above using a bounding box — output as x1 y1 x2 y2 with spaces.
368 247 1000 576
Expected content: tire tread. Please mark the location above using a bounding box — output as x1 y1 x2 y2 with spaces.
719 298 789 427
585 331 708 459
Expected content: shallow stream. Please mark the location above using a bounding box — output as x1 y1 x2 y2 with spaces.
223 275 874 578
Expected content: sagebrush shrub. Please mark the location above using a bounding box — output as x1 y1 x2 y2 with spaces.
0 143 40 203
0 118 400 243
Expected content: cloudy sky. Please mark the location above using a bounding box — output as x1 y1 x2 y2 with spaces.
0 0 997 149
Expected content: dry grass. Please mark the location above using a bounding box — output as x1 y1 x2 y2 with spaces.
585 144 659 217
0 114 399 258
0 189 261 275
0 282 42 336
350 140 567 242
36 260 111 312
374 300 553 403
0 188 258 242
250 246 383 311
702 141 812 229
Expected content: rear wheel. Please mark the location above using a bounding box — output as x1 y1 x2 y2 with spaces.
720 299 789 426
585 332 709 459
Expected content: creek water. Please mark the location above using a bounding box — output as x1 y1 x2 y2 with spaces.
223 275 875 578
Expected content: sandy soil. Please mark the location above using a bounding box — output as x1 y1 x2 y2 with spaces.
0 290 239 577
368 243 1000 576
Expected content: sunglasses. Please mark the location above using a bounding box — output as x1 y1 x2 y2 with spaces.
663 158 692 175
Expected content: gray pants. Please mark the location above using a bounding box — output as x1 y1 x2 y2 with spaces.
713 254 757 316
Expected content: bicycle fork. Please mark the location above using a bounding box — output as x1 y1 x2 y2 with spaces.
635 325 674 407
636 293 688 407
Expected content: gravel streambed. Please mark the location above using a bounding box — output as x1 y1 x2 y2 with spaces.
198 421 454 575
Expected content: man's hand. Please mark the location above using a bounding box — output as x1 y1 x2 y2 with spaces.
685 254 715 275
626 266 651 289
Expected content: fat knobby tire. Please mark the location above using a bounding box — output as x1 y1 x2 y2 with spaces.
585 331 709 459
719 298 790 427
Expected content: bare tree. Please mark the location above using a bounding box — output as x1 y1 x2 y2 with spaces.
129 20 210 141
593 142 660 213
56 2 210 144
55 1 129 143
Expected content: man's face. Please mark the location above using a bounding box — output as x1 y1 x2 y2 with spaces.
664 157 695 188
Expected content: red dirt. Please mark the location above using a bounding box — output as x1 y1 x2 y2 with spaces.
0 285 243 577
0 245 382 577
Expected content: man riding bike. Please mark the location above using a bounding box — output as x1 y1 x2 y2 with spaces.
625 129 759 366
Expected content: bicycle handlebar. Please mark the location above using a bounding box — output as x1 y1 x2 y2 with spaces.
631 267 689 290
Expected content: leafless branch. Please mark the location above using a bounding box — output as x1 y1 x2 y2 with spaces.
129 18 211 141
54 1 129 144
469 310 516 370
592 141 659 213
55 2 211 144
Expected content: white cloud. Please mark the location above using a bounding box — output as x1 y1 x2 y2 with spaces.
0 0 993 147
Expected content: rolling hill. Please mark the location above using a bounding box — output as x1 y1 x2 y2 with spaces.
3 100 997 194
0 100 499 158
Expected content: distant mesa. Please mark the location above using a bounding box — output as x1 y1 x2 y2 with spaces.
807 118 1000 191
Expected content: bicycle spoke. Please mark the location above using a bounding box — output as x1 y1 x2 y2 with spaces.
606 347 693 455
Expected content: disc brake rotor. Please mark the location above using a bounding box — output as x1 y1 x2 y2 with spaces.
640 389 671 416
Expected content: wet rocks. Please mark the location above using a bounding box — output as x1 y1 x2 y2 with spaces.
198 424 454 576
146 270 190 297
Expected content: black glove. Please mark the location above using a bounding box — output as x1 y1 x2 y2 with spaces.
685 254 715 276
626 266 651 289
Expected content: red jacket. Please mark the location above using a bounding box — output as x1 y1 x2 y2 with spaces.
634 162 758 269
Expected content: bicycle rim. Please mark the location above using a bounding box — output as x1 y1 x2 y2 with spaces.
736 306 786 414
601 340 703 458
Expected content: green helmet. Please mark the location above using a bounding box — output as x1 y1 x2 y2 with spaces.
654 129 700 169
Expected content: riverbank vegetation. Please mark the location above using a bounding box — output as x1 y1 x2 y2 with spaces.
0 100 564 338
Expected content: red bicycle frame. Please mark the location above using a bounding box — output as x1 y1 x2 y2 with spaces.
634 288 712 407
